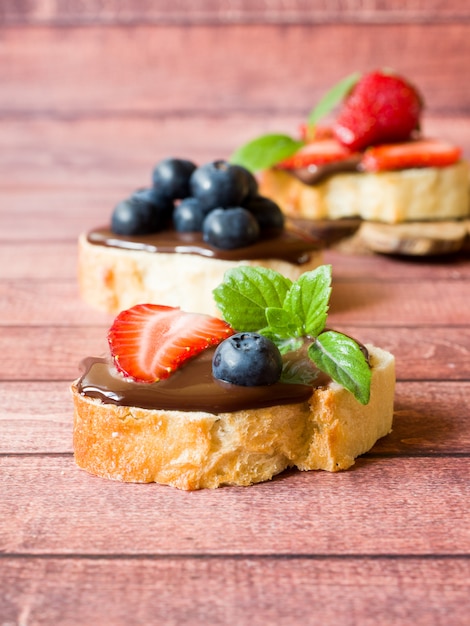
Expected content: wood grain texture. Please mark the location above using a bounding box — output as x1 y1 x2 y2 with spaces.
0 25 469 116
2 381 470 456
1 326 469 381
0 277 468 326
2 0 470 25
1 456 469 555
1 117 469 197
1 557 469 626
1 241 470 282
1 6 470 619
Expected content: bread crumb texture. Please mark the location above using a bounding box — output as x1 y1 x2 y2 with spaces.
72 345 395 490
259 161 469 223
78 234 323 315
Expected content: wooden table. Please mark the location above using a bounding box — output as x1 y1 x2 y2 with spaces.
2 176 470 624
1 2 470 624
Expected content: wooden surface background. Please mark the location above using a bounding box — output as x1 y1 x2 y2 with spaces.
1 2 469 625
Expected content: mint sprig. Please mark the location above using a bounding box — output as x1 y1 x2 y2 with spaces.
213 265 371 404
229 72 362 172
307 72 361 127
308 331 371 405
230 134 303 173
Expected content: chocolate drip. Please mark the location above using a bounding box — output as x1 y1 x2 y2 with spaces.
87 226 321 265
285 157 362 186
76 348 330 414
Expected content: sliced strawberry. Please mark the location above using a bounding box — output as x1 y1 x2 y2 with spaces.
108 304 234 383
333 70 423 151
361 140 461 172
298 123 334 143
277 138 357 169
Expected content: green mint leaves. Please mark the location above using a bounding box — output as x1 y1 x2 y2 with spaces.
229 72 362 172
306 72 361 128
230 134 304 173
308 331 371 405
213 265 371 404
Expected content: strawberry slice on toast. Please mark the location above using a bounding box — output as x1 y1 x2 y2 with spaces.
278 138 357 170
361 139 461 172
108 304 234 383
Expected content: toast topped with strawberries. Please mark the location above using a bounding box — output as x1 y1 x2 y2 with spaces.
232 70 469 255
72 265 395 490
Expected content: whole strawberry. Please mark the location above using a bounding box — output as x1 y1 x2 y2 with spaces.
333 71 423 151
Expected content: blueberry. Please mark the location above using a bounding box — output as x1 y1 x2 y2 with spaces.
189 160 250 212
243 195 285 233
173 197 207 232
212 332 283 386
231 164 259 198
111 188 173 235
202 207 260 249
152 158 197 200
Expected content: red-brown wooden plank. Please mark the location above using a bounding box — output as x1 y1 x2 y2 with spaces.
0 381 73 454
2 0 470 25
0 278 467 326
1 557 469 625
2 381 470 456
1 326 469 381
0 25 469 115
1 116 468 197
0 243 78 280
327 280 470 326
325 249 470 282
0 281 112 326
1 240 470 282
1 456 469 555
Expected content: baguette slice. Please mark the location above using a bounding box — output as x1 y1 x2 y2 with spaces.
72 345 395 490
78 233 323 316
259 161 469 224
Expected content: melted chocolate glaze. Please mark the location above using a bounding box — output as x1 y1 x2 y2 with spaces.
87 226 320 265
77 348 329 414
282 157 362 186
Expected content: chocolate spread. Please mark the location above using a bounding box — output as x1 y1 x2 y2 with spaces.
283 157 362 186
87 226 320 265
76 348 330 414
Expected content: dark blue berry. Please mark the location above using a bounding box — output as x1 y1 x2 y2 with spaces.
231 164 259 198
189 160 250 212
134 187 174 221
212 332 283 386
243 195 285 233
202 207 260 249
111 188 173 235
152 158 197 200
173 197 207 232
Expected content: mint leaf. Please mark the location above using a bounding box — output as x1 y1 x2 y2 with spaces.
307 72 361 128
308 330 371 405
213 265 372 403
265 306 302 339
213 266 292 331
283 265 332 337
230 134 304 172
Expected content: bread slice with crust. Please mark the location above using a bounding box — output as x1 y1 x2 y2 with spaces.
72 344 395 490
78 232 323 316
259 161 469 224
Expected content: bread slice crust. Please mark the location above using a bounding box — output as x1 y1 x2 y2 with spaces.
72 345 395 490
259 161 469 224
78 233 323 315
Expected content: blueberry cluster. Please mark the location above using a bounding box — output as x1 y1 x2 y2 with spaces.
212 332 283 386
111 158 285 250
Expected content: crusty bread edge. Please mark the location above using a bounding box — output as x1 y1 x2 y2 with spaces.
71 344 395 490
258 161 470 223
78 233 323 315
